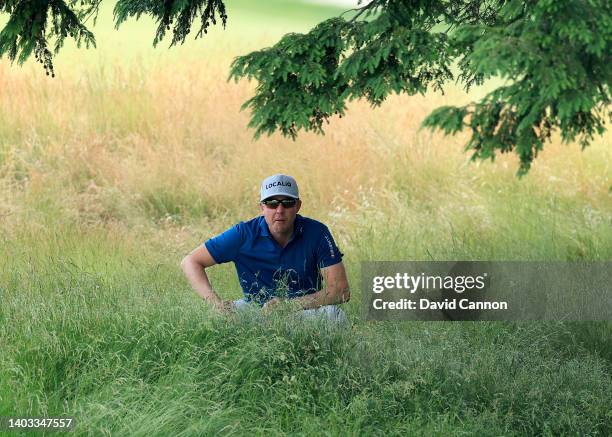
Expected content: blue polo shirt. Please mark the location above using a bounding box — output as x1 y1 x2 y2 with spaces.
204 214 343 305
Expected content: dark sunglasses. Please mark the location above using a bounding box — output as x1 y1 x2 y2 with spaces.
261 199 298 209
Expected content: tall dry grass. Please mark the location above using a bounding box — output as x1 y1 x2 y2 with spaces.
1 55 610 252
0 0 609 263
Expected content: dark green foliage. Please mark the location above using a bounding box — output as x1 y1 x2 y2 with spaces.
422 0 612 175
229 2 463 140
0 0 610 174
230 0 611 175
229 17 351 139
0 0 98 76
113 0 227 47
0 0 227 74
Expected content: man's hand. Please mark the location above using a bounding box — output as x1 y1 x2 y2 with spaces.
262 297 282 315
262 297 301 316
208 296 236 314
219 300 236 314
287 263 350 310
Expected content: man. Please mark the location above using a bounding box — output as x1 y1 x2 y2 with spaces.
180 174 350 322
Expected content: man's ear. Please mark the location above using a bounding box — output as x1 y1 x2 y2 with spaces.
296 199 302 213
259 203 264 214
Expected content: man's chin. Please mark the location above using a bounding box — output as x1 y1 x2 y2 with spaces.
272 222 290 232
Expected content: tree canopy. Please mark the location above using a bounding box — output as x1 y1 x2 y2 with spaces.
1 0 610 175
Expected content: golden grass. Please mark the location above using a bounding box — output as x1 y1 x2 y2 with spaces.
0 5 610 261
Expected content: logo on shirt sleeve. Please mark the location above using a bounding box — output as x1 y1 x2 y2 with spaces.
324 233 335 258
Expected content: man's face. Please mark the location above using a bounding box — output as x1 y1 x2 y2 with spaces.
260 196 302 235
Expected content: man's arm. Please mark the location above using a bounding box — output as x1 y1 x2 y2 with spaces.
263 262 350 313
180 245 231 311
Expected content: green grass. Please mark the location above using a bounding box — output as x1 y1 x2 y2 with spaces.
1 214 611 435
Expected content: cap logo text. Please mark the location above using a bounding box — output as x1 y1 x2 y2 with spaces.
265 181 291 189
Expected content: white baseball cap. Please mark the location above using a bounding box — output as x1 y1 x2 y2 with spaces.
260 174 299 201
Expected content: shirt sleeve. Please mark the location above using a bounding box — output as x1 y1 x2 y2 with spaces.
315 226 344 268
204 223 244 264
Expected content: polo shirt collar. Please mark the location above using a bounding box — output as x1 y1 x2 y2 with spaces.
293 214 305 239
